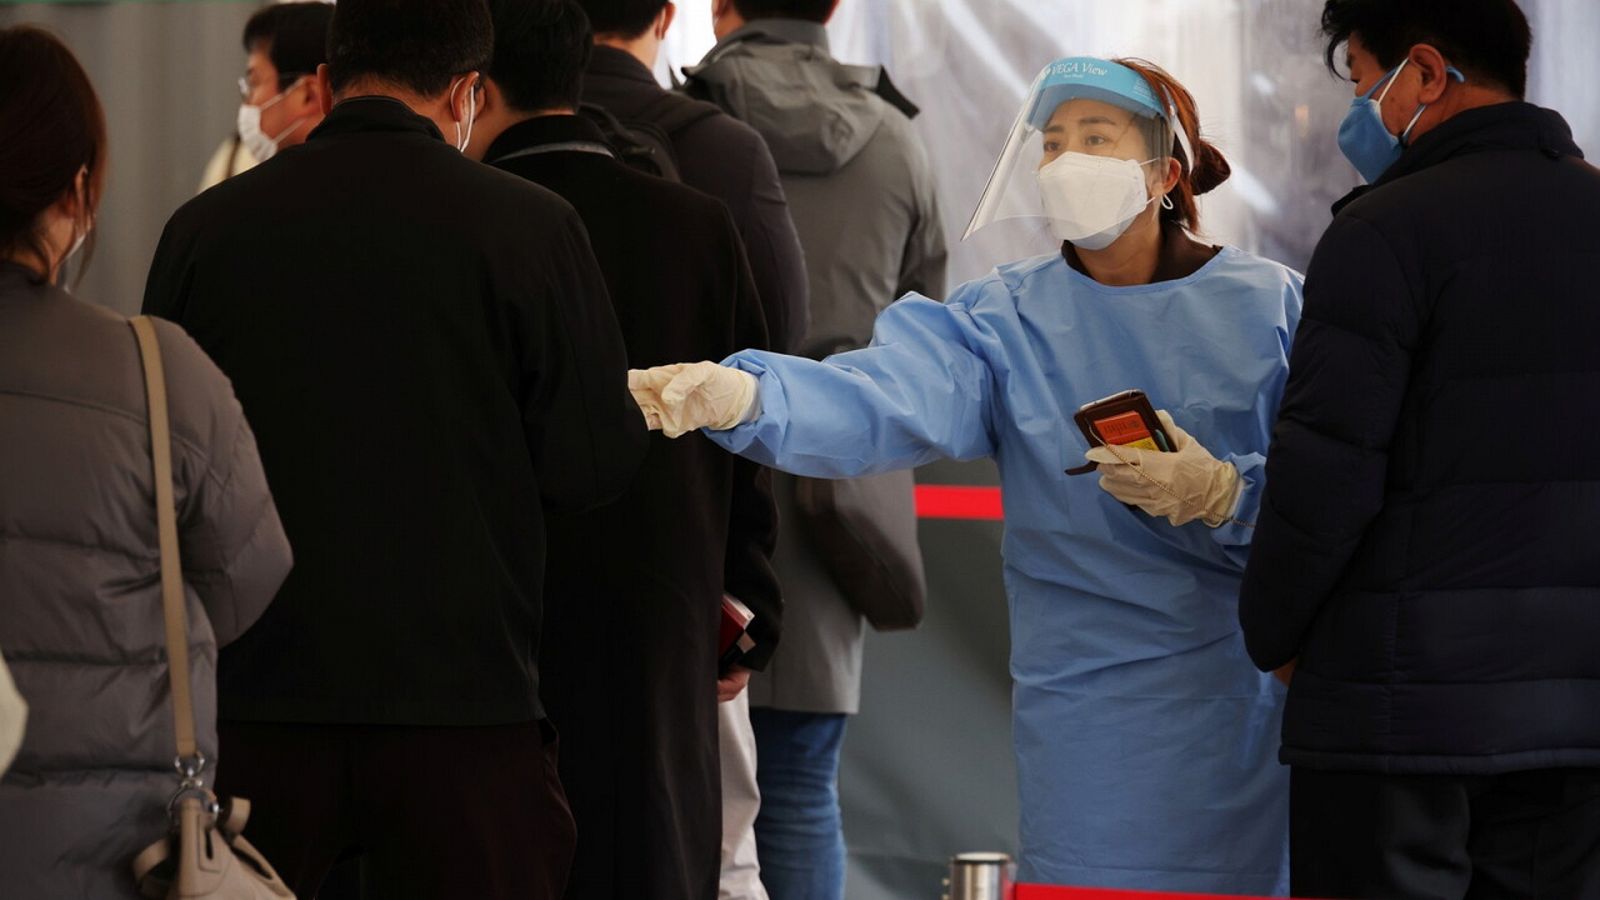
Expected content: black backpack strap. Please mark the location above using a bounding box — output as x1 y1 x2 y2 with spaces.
637 90 726 139
873 68 920 120
577 102 681 181
578 101 629 136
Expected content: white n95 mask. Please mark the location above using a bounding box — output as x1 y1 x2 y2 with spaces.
1035 152 1156 250
237 79 307 163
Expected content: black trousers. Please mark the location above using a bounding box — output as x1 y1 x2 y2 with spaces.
1291 767 1600 899
214 720 575 900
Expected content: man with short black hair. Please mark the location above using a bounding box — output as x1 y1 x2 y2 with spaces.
711 0 830 21
1240 1 1600 897
200 1 335 189
144 0 647 896
464 1 779 897
685 3 945 898
575 0 807 357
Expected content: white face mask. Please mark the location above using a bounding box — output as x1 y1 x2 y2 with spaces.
60 171 91 272
1035 152 1159 250
65 220 89 263
452 77 477 153
237 77 308 163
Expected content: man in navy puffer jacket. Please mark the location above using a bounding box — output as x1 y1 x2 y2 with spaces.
1240 2 1600 897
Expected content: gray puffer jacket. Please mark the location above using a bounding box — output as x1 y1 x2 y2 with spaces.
0 262 291 899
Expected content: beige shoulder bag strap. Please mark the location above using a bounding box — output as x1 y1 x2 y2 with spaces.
128 316 296 899
130 315 201 767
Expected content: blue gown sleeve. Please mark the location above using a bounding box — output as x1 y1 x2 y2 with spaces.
706 288 1000 478
1203 271 1306 570
1208 450 1267 569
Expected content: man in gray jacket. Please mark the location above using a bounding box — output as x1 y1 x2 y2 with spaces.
687 2 947 897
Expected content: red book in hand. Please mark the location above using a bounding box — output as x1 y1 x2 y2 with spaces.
720 595 756 674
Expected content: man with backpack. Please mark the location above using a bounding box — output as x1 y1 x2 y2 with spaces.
573 9 808 896
464 3 781 897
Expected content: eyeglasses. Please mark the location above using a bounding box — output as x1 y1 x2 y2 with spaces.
237 72 310 102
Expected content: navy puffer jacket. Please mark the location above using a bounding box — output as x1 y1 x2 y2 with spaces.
1240 103 1600 774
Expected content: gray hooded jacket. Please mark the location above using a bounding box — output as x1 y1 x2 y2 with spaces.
688 19 948 360
0 263 291 898
688 21 947 713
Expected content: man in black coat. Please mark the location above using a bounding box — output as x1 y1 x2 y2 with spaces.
1239 2 1600 897
574 0 808 356
464 2 779 898
142 0 646 896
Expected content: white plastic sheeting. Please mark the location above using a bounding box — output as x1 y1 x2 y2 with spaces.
664 0 1356 287
664 0 1600 286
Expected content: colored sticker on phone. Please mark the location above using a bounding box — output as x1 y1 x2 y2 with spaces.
1092 411 1159 451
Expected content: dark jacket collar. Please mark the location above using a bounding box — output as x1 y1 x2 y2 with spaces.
587 46 659 87
484 114 612 165
308 95 446 144
1333 102 1581 215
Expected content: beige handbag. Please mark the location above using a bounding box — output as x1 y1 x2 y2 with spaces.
125 316 295 900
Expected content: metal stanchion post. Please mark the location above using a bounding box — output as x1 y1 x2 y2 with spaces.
942 852 1014 900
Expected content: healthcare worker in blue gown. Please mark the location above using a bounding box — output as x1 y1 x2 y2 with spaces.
633 57 1301 895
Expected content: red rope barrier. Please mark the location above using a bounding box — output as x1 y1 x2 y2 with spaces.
915 485 1004 520
1016 886 1292 899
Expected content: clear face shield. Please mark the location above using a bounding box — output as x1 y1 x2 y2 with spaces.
965 58 1190 250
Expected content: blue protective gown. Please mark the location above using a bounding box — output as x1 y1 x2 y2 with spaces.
711 247 1303 894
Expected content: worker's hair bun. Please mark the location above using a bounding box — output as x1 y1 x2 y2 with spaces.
1113 57 1229 232
1188 136 1232 197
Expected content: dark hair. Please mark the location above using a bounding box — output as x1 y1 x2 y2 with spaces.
488 0 593 113
1113 58 1230 234
243 1 336 91
575 0 666 39
0 26 107 284
1321 0 1531 97
327 0 494 97
730 0 834 22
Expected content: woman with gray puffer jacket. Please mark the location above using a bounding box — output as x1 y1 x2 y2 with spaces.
0 26 292 898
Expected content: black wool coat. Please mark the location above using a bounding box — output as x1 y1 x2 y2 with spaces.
144 98 646 729
485 114 780 900
1240 102 1600 775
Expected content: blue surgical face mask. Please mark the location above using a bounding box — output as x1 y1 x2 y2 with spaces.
1337 60 1466 184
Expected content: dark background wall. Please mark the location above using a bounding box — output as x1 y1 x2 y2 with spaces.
1 1 258 314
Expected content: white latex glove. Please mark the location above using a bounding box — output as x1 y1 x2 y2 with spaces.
628 362 760 439
1084 410 1242 527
